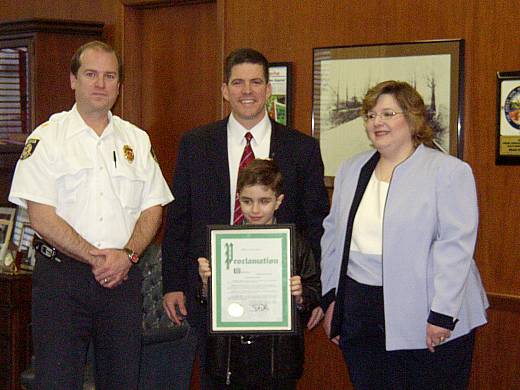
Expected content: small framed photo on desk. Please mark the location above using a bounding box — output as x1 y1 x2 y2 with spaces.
0 206 17 270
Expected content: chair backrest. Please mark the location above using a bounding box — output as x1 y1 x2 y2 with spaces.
139 244 189 345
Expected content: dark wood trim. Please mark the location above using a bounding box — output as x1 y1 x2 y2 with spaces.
0 144 23 171
487 292 520 313
216 0 225 119
0 19 103 36
0 273 32 390
120 0 214 9
119 6 142 125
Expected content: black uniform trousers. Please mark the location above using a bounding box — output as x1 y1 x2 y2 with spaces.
31 252 142 390
339 276 475 390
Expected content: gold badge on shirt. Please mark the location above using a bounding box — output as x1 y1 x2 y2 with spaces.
123 144 134 163
20 138 40 160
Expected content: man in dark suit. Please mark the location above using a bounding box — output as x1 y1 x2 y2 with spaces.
162 48 329 387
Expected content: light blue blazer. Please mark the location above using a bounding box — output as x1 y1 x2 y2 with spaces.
321 144 489 350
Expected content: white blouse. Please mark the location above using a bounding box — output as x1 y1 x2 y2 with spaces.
347 172 389 286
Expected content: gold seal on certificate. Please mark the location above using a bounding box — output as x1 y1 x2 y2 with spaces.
208 224 296 334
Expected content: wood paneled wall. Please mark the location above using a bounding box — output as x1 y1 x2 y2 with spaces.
215 2 520 388
122 1 519 388
1 0 519 388
121 1 220 186
216 1 520 298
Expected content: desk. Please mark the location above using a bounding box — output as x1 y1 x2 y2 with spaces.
0 273 31 390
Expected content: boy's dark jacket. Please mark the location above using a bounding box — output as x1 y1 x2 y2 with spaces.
206 232 321 385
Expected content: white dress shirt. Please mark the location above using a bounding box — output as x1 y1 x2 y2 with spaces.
227 111 271 223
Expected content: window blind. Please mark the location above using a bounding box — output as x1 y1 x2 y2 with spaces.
0 47 29 138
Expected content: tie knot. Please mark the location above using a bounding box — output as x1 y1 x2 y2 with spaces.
245 132 253 143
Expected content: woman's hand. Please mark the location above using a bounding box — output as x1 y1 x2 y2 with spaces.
290 275 303 305
197 257 211 285
323 301 340 345
426 323 451 352
307 306 324 330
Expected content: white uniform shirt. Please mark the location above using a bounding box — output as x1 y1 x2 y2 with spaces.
9 105 174 249
227 111 271 223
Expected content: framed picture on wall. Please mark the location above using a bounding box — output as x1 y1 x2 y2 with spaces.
496 71 520 165
312 39 464 179
267 62 292 127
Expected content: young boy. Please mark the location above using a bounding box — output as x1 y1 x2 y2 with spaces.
198 158 321 389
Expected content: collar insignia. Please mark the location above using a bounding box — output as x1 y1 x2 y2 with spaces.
123 144 134 163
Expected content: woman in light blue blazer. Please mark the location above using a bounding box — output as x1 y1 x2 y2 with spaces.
320 80 488 389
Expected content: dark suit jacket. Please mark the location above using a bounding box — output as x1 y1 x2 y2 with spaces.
162 117 329 325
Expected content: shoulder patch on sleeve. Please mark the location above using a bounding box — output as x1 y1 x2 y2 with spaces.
20 138 40 160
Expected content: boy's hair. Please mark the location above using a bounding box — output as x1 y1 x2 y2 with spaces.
237 159 283 196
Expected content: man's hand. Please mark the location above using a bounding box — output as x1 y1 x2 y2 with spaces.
323 301 340 345
90 248 132 288
426 323 451 352
307 306 324 330
163 291 187 325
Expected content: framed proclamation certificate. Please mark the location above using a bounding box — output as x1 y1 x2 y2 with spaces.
208 224 295 334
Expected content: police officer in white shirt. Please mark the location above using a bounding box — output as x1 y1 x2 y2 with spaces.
9 41 173 390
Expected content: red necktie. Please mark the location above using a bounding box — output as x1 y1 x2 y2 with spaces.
233 132 255 224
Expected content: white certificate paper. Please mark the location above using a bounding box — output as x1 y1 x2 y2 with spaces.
209 225 294 334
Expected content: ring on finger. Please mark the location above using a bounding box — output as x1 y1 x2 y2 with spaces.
103 277 108 284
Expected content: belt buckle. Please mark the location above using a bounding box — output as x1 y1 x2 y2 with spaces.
37 241 61 263
40 244 55 258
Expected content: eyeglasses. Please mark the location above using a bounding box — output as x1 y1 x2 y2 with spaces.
363 110 405 121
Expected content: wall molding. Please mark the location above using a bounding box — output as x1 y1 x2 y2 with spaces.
487 292 520 312
0 18 103 35
120 0 214 9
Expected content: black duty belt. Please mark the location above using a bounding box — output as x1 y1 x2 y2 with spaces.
34 239 63 263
